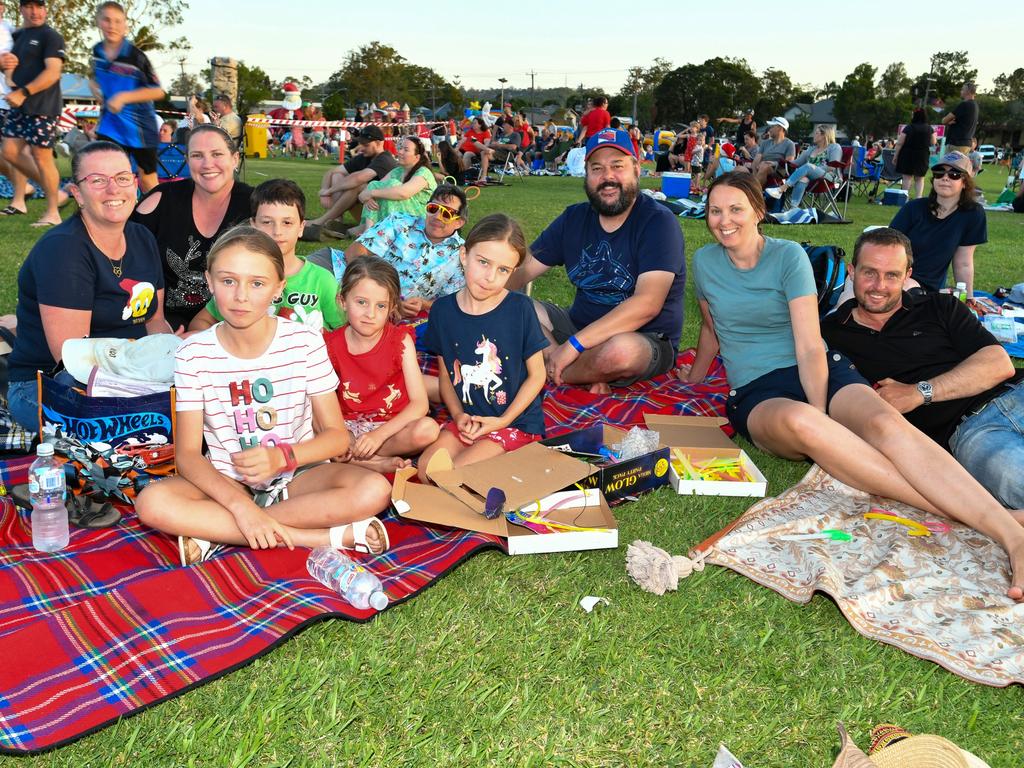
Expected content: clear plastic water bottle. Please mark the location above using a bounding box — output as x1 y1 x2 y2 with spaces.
306 547 388 611
29 443 69 553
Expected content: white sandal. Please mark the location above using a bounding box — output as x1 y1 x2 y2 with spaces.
178 535 222 566
329 517 390 555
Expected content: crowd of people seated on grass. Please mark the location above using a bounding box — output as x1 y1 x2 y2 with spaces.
1 27 1023 598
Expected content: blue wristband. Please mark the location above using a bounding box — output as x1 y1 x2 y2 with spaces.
568 335 586 353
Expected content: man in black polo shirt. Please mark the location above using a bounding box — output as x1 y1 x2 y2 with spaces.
0 0 64 227
821 227 1024 510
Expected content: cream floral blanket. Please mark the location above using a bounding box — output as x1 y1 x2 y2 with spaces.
704 465 1024 687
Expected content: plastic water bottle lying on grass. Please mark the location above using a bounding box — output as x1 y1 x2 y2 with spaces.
306 547 389 611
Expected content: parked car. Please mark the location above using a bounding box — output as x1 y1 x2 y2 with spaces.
977 144 997 163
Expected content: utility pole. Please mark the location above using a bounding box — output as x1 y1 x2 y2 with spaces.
922 55 936 110
527 70 536 118
632 90 638 126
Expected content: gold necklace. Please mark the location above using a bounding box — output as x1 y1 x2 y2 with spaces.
107 255 123 277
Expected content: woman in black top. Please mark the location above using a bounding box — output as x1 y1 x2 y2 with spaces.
132 124 252 329
894 108 935 199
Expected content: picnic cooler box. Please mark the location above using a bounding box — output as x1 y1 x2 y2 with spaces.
662 172 692 199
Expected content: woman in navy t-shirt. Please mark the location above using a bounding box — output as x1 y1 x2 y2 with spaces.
890 151 986 296
7 141 172 429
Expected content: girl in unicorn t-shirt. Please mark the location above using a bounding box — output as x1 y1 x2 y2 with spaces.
418 214 548 480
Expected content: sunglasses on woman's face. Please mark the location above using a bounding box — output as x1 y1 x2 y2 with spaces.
425 202 461 222
932 168 964 181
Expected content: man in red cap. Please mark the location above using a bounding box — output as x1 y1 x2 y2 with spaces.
510 128 686 393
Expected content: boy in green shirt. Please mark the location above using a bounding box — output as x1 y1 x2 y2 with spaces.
189 179 344 332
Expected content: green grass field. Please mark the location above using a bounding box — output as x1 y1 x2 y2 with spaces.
1 159 1022 767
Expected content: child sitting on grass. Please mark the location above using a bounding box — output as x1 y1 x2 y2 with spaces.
417 214 548 480
325 255 439 472
137 226 391 566
188 179 344 333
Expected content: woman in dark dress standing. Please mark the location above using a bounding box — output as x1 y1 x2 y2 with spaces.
894 108 935 199
131 124 252 330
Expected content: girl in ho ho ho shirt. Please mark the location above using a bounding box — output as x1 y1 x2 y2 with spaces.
136 226 391 566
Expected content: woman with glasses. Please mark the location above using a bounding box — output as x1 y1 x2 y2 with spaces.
889 151 986 298
6 141 175 429
131 124 252 329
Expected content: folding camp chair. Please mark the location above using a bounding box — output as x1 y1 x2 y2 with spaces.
864 148 902 202
847 145 881 198
492 146 526 182
805 146 853 220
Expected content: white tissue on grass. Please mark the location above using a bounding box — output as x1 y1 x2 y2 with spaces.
579 596 609 613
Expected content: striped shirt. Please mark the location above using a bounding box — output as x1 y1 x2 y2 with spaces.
174 318 339 489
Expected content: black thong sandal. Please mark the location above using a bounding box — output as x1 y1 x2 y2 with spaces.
0 206 25 216
68 494 121 529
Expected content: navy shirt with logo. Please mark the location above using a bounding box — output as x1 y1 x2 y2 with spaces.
531 191 686 347
424 291 548 435
8 215 164 382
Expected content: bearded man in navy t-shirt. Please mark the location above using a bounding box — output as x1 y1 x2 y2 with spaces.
511 128 686 393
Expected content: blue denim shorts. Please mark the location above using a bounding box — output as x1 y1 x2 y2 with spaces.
726 351 869 441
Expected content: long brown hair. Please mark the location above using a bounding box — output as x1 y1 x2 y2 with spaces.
927 171 978 216
401 137 430 184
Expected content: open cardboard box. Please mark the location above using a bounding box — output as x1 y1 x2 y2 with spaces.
541 424 671 504
642 414 767 497
391 442 618 555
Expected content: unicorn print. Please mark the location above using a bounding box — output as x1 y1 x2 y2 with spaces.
452 336 503 406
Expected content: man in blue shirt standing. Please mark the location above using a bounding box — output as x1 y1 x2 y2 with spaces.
511 128 686 393
90 1 165 192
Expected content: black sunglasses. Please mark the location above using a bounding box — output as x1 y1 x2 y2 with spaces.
932 168 965 181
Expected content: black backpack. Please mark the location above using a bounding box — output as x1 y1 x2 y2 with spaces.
801 243 847 317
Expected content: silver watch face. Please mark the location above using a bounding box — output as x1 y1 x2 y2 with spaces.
917 381 933 402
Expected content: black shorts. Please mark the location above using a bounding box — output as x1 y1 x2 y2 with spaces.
96 134 159 175
726 351 869 441
537 299 677 386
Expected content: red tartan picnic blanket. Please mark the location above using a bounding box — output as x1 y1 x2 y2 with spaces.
0 350 728 753
0 492 501 755
420 348 731 436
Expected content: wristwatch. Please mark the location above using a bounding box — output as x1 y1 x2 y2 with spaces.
916 381 933 405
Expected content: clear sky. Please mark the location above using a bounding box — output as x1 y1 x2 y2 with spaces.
144 0 1020 99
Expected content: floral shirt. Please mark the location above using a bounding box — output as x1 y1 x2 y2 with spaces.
341 213 465 302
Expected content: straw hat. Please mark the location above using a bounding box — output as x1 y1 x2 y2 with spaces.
868 725 989 768
870 735 988 768
832 724 990 768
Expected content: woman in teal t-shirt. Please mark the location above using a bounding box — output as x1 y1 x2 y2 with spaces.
681 171 1024 601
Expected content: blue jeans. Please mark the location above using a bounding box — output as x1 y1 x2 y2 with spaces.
948 381 1024 509
6 371 78 432
787 164 827 207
